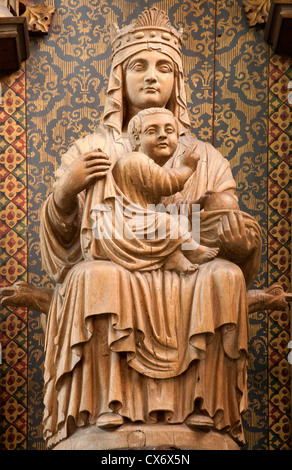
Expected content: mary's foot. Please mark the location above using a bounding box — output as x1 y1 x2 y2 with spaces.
96 412 124 429
185 413 214 431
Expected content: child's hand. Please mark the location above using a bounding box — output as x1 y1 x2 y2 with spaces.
181 143 200 171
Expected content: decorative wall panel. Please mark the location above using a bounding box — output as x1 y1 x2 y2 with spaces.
214 0 269 450
0 66 28 450
268 52 292 450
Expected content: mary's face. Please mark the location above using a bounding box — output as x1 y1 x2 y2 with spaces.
124 50 175 111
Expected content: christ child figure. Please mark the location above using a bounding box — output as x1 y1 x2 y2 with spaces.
102 107 219 273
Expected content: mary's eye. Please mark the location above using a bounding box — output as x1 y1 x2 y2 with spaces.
129 61 146 71
158 63 173 73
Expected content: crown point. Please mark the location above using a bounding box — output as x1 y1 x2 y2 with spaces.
110 23 120 41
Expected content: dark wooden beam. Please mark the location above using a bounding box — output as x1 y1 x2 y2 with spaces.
0 16 29 73
264 0 292 55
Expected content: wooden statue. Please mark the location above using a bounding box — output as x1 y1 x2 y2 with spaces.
0 7 291 450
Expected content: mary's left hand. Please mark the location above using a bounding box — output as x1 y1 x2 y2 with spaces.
218 211 256 260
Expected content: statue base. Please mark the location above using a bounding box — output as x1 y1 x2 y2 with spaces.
52 423 240 450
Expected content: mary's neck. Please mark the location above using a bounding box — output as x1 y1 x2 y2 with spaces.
122 105 141 133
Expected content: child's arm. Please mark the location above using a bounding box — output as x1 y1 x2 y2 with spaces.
164 190 215 215
150 144 200 197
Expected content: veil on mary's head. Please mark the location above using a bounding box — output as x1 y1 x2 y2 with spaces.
102 7 191 136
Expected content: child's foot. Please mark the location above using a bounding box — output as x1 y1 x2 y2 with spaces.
186 245 219 265
164 250 199 273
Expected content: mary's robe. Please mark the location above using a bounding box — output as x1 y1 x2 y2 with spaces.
40 124 262 448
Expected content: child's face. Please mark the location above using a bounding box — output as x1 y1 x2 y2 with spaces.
138 113 178 166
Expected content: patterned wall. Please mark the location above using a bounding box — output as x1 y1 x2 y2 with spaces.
214 3 269 449
267 53 292 449
0 0 291 450
0 66 28 450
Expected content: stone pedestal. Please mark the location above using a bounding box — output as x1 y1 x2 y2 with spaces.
53 423 240 451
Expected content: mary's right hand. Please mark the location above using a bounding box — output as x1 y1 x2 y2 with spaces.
53 149 111 214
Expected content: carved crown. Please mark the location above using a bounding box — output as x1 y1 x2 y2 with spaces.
110 7 183 59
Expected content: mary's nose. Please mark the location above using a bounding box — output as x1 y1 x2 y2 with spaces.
144 65 157 82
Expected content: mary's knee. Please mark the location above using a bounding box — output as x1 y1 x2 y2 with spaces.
65 259 130 285
204 258 245 285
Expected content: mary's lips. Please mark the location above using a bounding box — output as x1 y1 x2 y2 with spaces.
144 87 158 91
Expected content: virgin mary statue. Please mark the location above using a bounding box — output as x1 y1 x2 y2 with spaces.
40 7 262 450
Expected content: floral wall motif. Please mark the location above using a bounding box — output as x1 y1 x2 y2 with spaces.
0 0 291 450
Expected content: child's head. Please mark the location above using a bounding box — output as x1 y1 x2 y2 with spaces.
128 108 179 166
